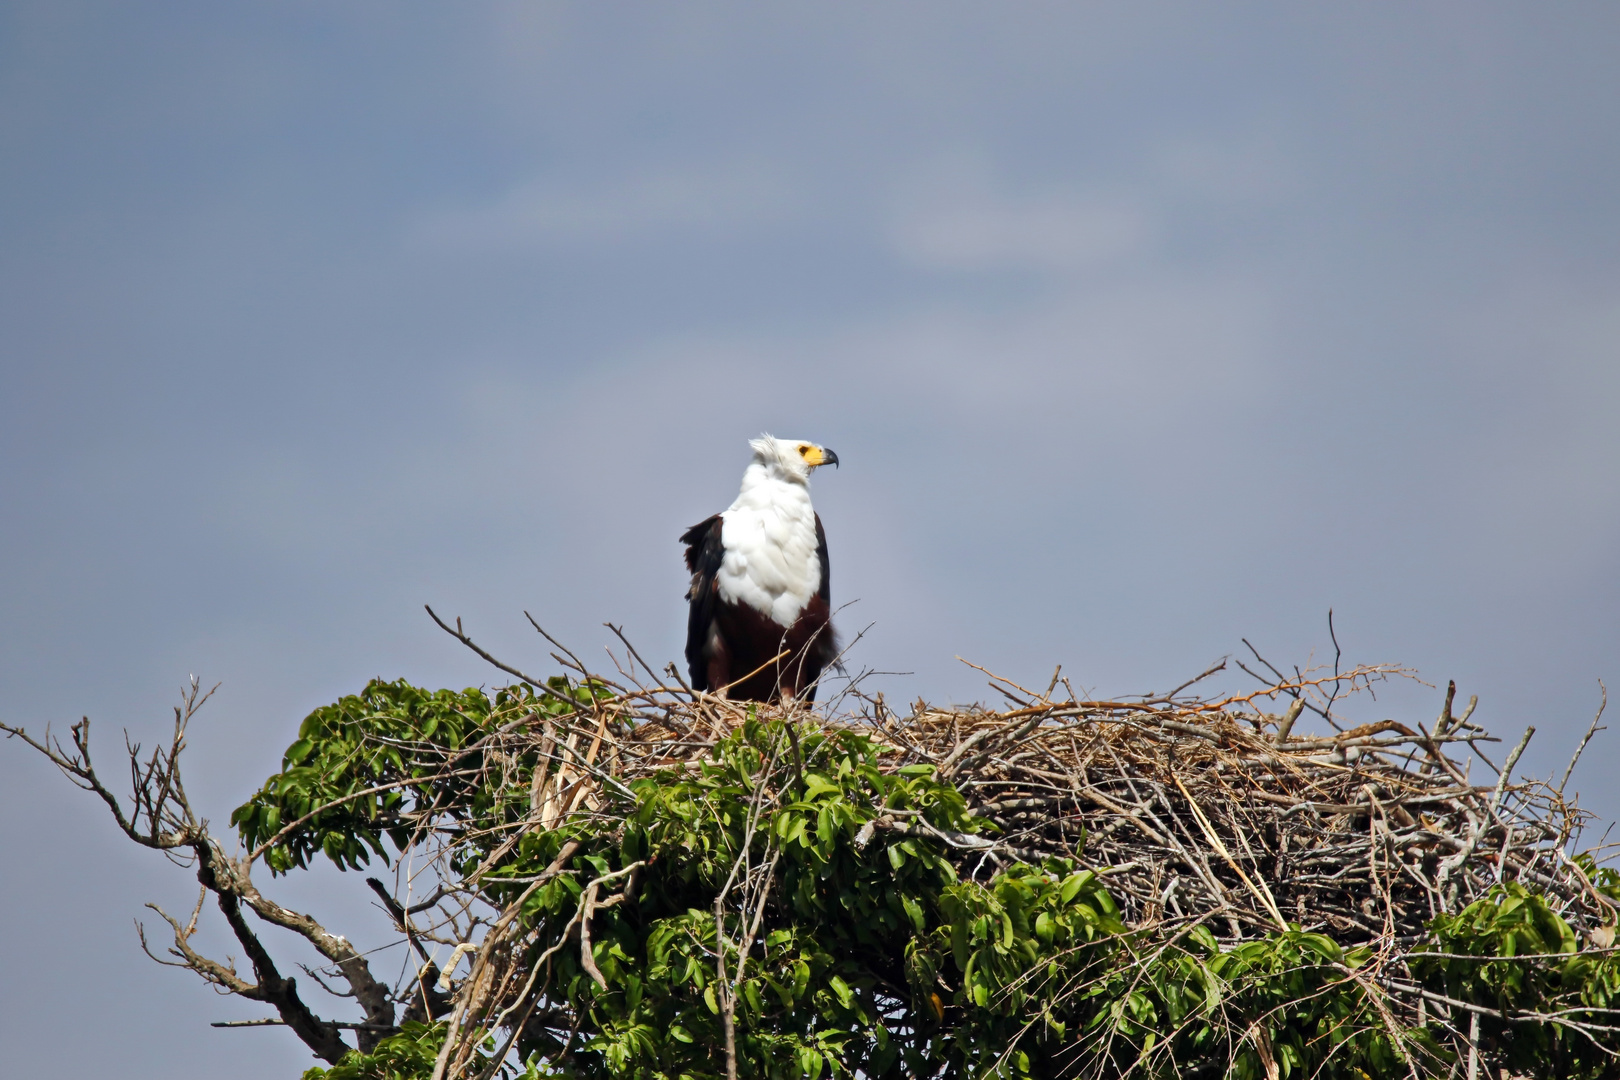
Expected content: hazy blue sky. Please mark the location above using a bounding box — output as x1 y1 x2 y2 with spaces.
3 4 1618 1075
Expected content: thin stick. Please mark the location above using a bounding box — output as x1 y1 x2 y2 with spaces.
1560 681 1608 794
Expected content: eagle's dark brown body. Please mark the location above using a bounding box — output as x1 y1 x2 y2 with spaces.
681 513 836 703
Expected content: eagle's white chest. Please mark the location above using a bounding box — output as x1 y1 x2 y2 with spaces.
716 469 820 628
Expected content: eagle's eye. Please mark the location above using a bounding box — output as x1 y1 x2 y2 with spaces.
798 445 811 457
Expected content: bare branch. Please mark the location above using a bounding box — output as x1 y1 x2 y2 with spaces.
1561 681 1608 794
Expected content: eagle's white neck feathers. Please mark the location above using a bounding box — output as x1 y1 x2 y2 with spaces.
717 435 821 627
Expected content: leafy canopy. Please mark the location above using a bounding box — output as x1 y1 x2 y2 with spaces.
227 680 1620 1079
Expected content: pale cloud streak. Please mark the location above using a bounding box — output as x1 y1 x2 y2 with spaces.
412 159 803 250
890 188 1154 273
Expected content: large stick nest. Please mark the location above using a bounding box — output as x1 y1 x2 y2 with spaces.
396 615 1620 1077
458 617 1613 949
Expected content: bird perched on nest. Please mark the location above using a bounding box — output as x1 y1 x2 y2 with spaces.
681 435 840 703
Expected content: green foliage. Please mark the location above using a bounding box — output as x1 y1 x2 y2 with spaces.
232 678 601 874
1077 926 1447 1080
1413 881 1620 1079
301 1023 453 1080
483 716 1002 1079
248 680 1620 1080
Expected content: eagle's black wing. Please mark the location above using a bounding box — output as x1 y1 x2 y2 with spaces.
680 514 725 690
814 512 830 603
808 512 841 691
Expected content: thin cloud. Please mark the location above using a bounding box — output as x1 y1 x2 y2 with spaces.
890 188 1155 273
411 160 803 251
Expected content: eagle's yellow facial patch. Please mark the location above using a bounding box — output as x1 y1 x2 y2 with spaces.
799 444 828 467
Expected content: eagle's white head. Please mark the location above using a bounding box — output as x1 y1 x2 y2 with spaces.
748 434 839 484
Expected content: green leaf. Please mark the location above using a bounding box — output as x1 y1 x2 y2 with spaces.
802 773 840 800
902 894 927 934
1059 872 1084 904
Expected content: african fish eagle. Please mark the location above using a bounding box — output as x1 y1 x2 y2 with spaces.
681 435 840 703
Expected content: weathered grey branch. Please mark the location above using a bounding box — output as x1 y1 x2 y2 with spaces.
4 681 393 1060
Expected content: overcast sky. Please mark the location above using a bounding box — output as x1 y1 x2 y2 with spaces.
3 4 1618 1076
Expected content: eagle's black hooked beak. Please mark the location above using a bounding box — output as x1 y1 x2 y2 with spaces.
822 448 839 469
